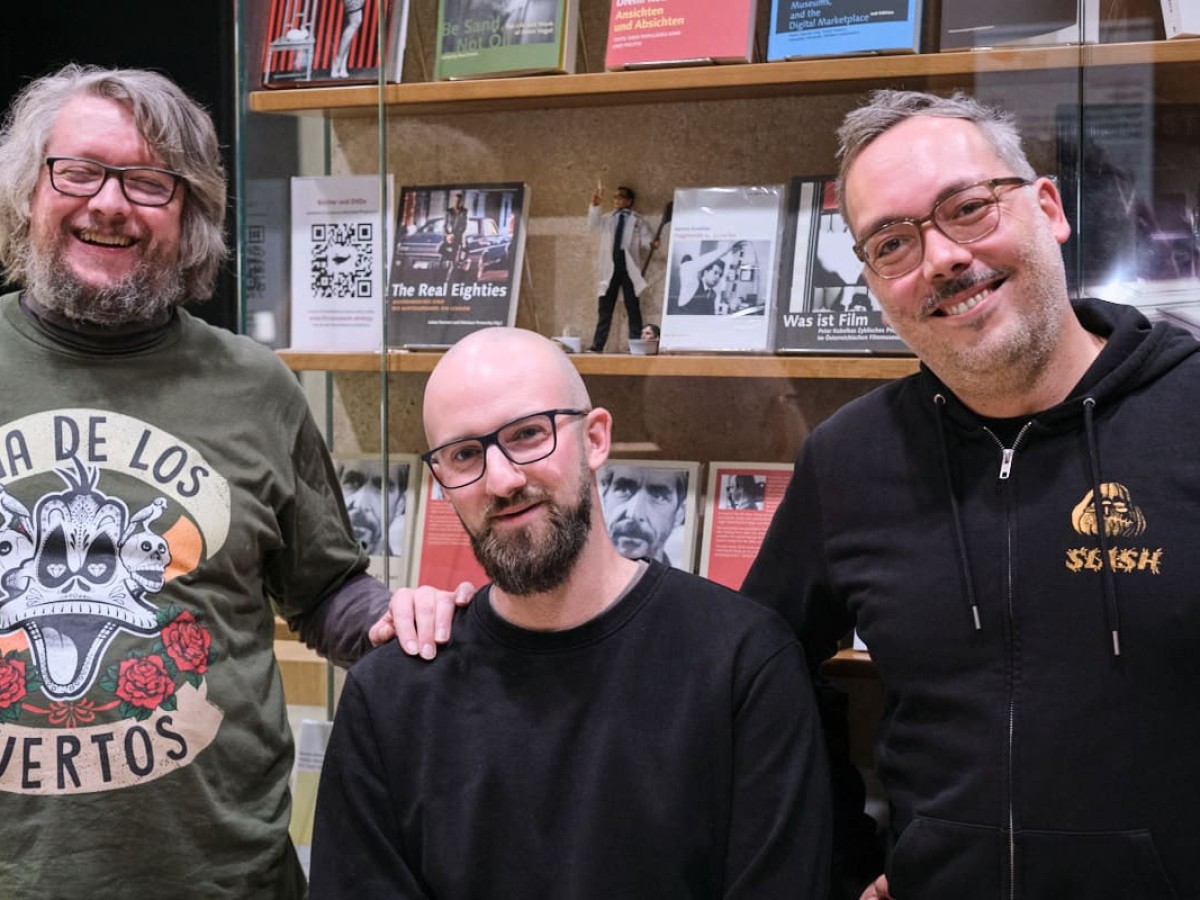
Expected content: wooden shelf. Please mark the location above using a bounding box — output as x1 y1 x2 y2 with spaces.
249 39 1200 117
279 349 919 380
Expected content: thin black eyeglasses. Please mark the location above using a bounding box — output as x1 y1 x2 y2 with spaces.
46 156 185 207
853 177 1032 279
422 408 589 490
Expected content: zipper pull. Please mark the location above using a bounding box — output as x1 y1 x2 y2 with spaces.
998 447 1015 480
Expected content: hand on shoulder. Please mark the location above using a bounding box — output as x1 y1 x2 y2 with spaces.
369 581 476 659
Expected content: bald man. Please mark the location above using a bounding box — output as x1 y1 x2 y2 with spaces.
309 327 830 899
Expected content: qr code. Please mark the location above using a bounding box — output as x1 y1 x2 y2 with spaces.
309 222 374 300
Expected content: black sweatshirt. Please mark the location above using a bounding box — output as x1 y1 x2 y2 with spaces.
311 560 831 899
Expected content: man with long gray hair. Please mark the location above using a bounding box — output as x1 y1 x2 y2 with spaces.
0 64 411 896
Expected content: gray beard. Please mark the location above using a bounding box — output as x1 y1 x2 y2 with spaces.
468 475 592 596
25 244 186 329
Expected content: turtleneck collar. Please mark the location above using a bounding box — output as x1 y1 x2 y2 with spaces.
19 290 177 354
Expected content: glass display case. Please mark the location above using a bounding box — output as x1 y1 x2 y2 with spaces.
234 0 1200 705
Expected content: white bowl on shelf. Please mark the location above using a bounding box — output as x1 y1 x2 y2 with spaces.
628 338 659 356
555 335 582 353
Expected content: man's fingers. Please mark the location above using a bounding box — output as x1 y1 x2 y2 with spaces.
412 587 441 659
382 583 476 660
368 614 396 647
385 590 422 656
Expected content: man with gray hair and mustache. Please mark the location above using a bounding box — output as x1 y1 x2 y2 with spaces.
743 89 1200 899
0 64 423 896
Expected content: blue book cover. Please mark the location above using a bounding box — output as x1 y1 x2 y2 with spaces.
766 0 922 60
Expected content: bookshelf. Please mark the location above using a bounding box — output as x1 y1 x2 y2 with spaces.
237 0 1199 557
277 349 920 378
248 38 1200 116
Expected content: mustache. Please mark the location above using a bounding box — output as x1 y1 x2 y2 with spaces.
609 520 654 544
484 486 549 519
921 267 1012 315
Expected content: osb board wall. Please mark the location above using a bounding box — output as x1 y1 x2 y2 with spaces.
331 370 890 464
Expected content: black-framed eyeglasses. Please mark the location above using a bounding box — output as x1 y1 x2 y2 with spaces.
852 177 1032 279
46 156 185 207
422 408 589 490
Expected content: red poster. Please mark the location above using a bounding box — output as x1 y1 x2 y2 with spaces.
698 463 793 590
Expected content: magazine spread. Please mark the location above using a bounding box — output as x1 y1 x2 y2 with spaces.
774 176 907 354
660 185 787 352
597 459 701 573
289 174 393 351
386 182 528 349
698 462 793 591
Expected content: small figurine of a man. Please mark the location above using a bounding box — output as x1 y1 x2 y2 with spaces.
586 185 659 352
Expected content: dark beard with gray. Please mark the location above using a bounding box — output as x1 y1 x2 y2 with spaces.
25 243 187 328
468 476 592 596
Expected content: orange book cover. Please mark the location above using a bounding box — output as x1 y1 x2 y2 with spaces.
604 0 757 70
698 462 793 591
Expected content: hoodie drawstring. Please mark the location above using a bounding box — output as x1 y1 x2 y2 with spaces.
933 394 983 634
1082 397 1122 657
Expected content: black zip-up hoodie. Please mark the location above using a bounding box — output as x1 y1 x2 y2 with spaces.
745 298 1200 899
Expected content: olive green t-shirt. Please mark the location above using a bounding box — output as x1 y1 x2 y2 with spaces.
0 292 368 898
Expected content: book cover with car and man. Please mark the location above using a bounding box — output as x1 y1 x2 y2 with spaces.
385 182 528 349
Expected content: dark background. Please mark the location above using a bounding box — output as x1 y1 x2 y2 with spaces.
1 2 240 331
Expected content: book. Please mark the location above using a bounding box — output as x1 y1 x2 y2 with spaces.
410 476 490 590
605 0 758 70
435 0 579 80
598 459 701 572
386 182 528 349
334 453 420 589
774 176 908 354
1161 0 1200 37
288 718 333 875
660 185 787 353
697 462 793 590
939 0 1099 49
1055 102 1200 324
766 0 923 60
243 177 290 348
289 174 393 351
261 0 410 87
